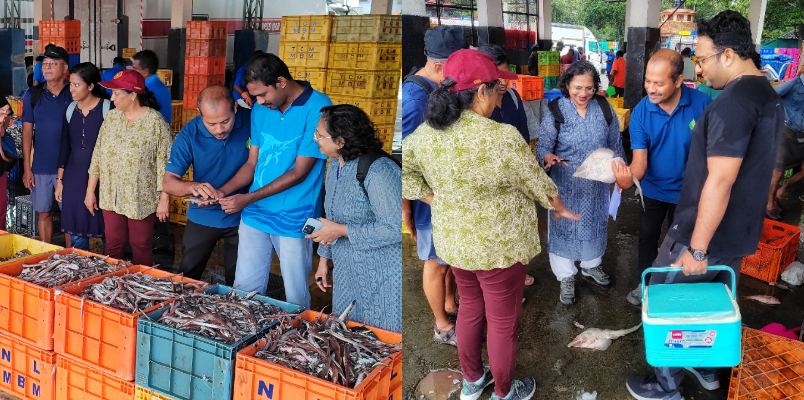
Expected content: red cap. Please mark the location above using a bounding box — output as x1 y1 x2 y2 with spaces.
443 49 519 92
99 69 146 94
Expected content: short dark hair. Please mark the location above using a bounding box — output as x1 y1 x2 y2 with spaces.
243 53 293 88
253 50 264 57
120 88 161 111
112 57 127 67
70 62 110 100
478 44 508 67
558 60 600 98
696 10 759 67
132 50 159 75
320 105 383 161
616 50 624 57
198 85 235 113
649 49 685 81
680 48 691 56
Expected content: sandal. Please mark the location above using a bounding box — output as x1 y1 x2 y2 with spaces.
433 324 458 347
524 274 535 286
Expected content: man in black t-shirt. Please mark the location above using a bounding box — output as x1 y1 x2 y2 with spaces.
626 11 784 400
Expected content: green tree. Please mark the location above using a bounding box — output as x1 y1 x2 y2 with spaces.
583 0 627 43
552 0 583 25
762 0 804 41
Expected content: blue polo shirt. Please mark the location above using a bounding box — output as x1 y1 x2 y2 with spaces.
606 53 615 73
33 61 44 83
240 81 331 237
401 76 437 229
629 85 712 204
145 74 172 124
22 81 72 174
166 108 252 228
101 65 125 96
233 65 250 103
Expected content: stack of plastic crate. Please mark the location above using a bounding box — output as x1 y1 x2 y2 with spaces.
537 51 560 90
182 21 227 126
279 15 334 93
39 20 81 68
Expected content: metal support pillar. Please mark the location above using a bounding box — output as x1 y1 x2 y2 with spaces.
168 0 192 100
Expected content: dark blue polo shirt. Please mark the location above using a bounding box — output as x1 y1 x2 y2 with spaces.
629 85 712 204
490 88 529 142
22 81 72 175
401 76 437 229
166 108 252 228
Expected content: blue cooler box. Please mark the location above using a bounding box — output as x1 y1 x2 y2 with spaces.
642 266 742 368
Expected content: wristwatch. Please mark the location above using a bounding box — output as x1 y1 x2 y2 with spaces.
687 247 709 261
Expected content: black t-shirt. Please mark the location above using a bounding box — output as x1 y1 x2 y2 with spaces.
668 75 784 258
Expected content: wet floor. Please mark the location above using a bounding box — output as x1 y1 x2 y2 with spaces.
402 185 804 399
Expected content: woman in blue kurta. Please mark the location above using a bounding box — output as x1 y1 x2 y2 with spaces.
55 63 109 249
536 61 623 306
307 104 402 333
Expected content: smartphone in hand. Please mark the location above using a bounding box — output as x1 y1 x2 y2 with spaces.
302 218 324 234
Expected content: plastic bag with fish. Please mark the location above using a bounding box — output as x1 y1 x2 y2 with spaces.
573 148 644 208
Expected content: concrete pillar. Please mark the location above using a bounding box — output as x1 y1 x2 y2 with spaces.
538 0 552 41
747 0 769 51
402 15 430 77
124 0 141 54
622 0 662 110
168 0 192 100
625 0 661 32
0 29 27 98
370 0 394 15
32 0 51 56
477 0 505 48
233 30 270 76
401 0 426 16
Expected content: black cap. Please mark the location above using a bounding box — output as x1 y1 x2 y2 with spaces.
424 26 468 61
43 46 69 64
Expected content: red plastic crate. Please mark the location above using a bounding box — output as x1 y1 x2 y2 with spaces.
0 333 57 400
186 21 227 40
39 37 67 53
727 328 804 400
56 356 135 400
508 75 544 101
183 74 225 95
740 219 800 283
184 57 226 75
234 311 402 400
186 39 226 58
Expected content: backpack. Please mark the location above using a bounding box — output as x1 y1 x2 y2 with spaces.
547 94 613 135
403 67 435 96
506 87 519 110
65 99 111 122
29 83 45 111
356 149 401 200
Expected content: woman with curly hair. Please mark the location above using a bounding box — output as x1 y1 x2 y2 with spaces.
307 104 401 333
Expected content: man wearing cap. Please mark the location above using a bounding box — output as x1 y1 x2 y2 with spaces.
22 46 72 244
132 50 172 124
101 57 130 97
163 86 251 286
32 44 55 87
401 25 467 347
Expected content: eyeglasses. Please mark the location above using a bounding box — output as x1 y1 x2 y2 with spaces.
695 50 724 68
313 130 331 141
41 62 62 69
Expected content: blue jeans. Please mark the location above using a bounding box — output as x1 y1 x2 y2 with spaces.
70 235 105 252
232 221 313 309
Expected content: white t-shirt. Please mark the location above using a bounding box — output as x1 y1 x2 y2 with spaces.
682 57 697 81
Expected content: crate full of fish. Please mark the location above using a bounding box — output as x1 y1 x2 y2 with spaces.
0 249 130 350
0 331 57 400
233 308 402 400
0 233 62 267
55 266 209 380
55 355 136 400
135 285 304 400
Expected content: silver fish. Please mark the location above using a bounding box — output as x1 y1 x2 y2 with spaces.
743 295 781 305
568 323 642 351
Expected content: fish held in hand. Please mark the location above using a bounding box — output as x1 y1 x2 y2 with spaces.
743 295 781 305
568 323 642 351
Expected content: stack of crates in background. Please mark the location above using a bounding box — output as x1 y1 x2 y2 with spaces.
169 166 193 226
280 15 333 93
39 20 81 68
537 51 560 89
508 75 544 101
171 100 183 132
182 21 227 125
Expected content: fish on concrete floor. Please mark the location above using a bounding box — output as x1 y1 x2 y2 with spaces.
568 323 642 351
743 295 781 305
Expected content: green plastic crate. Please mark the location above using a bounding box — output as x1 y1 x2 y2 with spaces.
544 76 558 90
538 51 560 65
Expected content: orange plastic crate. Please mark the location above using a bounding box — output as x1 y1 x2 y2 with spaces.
184 57 226 76
56 356 136 400
186 21 227 40
185 39 226 58
740 219 800 283
726 328 804 400
234 310 401 400
183 74 225 94
0 249 126 350
39 37 67 53
0 332 57 400
54 266 208 381
508 75 544 101
182 92 199 110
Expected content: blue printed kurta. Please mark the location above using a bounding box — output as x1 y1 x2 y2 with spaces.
317 157 402 333
536 97 623 261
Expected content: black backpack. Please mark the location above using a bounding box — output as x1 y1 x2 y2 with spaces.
403 67 435 96
29 83 46 111
356 149 401 199
547 94 613 134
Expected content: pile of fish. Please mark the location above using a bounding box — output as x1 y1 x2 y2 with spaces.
252 301 402 389
79 273 207 314
157 290 293 344
0 249 32 262
17 252 129 288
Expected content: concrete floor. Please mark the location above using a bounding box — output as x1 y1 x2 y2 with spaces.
402 185 804 400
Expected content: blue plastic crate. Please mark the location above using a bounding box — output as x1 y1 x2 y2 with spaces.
760 48 774 55
543 89 562 101
68 53 80 68
135 285 304 400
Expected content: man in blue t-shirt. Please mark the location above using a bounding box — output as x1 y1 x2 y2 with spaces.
611 49 712 306
401 26 466 346
163 86 251 286
132 50 172 124
233 50 263 108
606 50 616 82
31 43 55 87
22 46 73 244
215 54 330 309
101 57 129 97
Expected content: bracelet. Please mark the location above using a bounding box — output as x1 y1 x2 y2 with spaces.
56 178 63 181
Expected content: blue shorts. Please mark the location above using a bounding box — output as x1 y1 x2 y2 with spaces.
416 227 446 264
31 174 60 213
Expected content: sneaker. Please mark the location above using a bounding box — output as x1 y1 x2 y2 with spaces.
581 265 611 285
626 375 684 400
560 277 575 305
460 366 494 400
490 377 536 400
626 284 643 306
684 367 720 390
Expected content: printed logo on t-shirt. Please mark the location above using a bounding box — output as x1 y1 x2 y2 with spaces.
689 119 696 131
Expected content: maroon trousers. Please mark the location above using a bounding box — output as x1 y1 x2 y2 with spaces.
451 262 526 397
102 210 155 266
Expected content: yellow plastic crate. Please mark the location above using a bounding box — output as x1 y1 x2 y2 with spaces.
331 15 402 43
288 67 328 92
326 69 400 98
0 234 62 265
607 97 624 109
171 100 183 132
280 15 333 42
168 196 188 227
375 123 394 143
156 69 173 87
279 41 330 68
614 107 631 132
135 385 178 400
328 43 401 71
330 96 397 125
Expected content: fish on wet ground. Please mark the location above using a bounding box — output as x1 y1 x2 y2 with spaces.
252 300 402 389
157 289 296 344
79 273 207 314
743 295 781 305
16 252 130 288
568 323 642 351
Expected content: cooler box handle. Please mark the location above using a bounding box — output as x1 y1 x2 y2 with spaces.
641 266 737 303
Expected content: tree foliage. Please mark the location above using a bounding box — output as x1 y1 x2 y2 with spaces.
762 0 804 41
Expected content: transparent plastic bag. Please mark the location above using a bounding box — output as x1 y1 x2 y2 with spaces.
781 261 804 286
574 148 644 208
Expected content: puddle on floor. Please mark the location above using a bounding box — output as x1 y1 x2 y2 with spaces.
414 370 463 400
